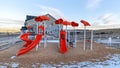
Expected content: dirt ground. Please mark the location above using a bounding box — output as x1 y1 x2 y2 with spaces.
0 41 120 67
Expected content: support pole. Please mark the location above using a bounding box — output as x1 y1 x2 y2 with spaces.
68 30 70 47
44 22 47 48
44 35 47 48
110 36 112 46
109 36 112 46
66 26 68 47
90 30 93 50
58 24 60 48
36 23 39 51
74 27 76 47
84 26 86 50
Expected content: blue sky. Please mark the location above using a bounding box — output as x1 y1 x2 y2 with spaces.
0 0 120 28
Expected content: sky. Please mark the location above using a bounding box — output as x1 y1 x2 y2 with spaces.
0 0 120 29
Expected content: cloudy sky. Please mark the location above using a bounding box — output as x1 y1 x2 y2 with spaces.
0 0 120 29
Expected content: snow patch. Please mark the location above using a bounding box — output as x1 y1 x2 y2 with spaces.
0 54 120 68
10 56 16 59
10 63 19 68
0 66 7 68
39 54 120 68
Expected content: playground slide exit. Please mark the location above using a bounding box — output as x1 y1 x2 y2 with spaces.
60 30 68 53
17 34 42 56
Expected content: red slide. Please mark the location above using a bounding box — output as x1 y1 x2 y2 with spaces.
20 33 33 47
60 30 68 54
17 34 42 56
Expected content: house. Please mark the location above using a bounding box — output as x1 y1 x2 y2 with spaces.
21 14 63 40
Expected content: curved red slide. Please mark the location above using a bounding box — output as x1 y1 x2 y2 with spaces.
60 30 68 54
17 34 42 56
20 33 33 47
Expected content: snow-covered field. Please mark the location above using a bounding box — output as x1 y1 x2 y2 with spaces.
0 36 21 50
95 39 120 48
0 36 20 45
0 54 120 68
58 54 120 68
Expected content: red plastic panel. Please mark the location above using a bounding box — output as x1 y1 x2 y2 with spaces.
38 26 44 35
80 20 90 26
59 30 68 54
35 15 50 22
71 21 79 27
17 34 42 56
62 21 71 26
55 18 63 24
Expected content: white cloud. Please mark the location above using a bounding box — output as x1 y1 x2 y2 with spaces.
38 5 67 20
93 13 120 25
0 18 24 29
86 0 103 9
0 18 24 24
0 8 25 29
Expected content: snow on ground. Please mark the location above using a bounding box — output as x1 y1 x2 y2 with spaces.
0 36 21 50
10 56 16 59
0 36 20 45
0 54 120 68
59 54 120 68
0 62 19 68
95 39 120 48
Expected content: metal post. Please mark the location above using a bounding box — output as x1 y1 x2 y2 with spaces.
66 26 68 47
110 36 112 46
44 22 47 48
68 30 70 47
74 27 76 47
109 36 112 46
90 30 93 50
84 26 86 50
36 23 39 51
58 24 60 48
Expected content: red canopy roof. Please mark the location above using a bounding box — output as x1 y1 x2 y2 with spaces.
71 21 79 27
80 20 90 26
55 18 63 24
62 21 71 26
34 15 50 22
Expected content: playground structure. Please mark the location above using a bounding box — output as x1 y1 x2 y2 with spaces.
17 15 50 56
17 14 92 56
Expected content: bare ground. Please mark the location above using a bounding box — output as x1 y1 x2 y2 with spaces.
0 41 120 67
